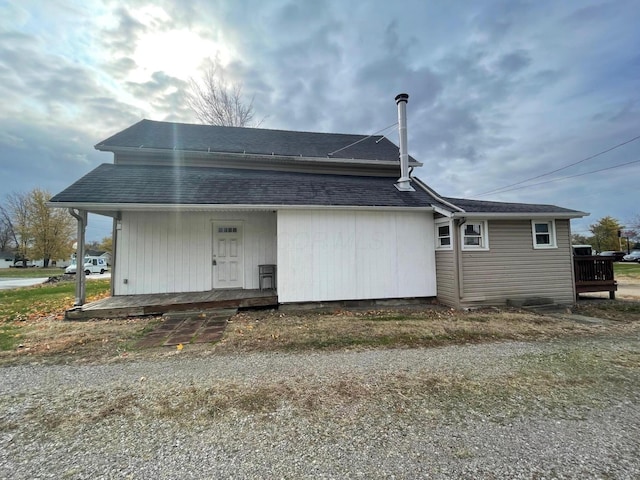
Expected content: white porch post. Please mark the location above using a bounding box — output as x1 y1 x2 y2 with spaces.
69 208 87 306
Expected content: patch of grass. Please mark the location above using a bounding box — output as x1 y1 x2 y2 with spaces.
0 279 149 362
0 316 158 363
215 308 614 354
575 300 640 322
0 279 110 321
615 262 640 279
0 267 65 279
0 323 21 350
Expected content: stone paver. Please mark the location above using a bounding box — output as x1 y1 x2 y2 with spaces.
135 308 236 347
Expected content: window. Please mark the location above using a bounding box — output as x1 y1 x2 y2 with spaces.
532 220 557 249
435 220 452 250
461 221 489 250
218 226 238 233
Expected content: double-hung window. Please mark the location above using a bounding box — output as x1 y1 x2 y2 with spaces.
532 220 557 249
461 221 488 250
435 220 452 250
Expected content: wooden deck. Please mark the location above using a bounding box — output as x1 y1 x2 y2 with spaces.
66 289 278 320
574 256 617 299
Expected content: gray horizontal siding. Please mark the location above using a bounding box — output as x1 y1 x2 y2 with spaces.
460 219 574 306
435 250 457 306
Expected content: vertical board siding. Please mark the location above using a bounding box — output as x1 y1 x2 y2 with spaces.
435 251 457 306
460 219 574 305
277 209 437 303
114 211 276 295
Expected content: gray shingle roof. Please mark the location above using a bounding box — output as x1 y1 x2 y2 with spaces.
50 164 438 208
444 197 583 215
95 119 420 164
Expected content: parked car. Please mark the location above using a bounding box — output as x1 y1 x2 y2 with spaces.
572 245 594 256
598 251 626 262
65 256 108 275
622 251 640 262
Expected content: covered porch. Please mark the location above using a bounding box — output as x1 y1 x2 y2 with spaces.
66 288 278 320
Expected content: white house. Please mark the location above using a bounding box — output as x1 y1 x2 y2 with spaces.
49 94 586 308
0 251 15 269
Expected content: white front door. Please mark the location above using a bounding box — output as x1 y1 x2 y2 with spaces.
213 223 244 289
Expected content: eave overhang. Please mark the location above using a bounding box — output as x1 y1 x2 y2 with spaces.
47 202 434 214
97 145 423 169
450 211 588 220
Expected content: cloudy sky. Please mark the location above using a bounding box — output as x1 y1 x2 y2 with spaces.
1 0 639 241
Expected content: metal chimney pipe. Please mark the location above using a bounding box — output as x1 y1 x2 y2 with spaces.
394 93 414 192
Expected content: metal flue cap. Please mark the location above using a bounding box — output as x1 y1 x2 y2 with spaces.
395 93 409 104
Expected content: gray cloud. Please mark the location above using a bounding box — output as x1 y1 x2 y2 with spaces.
100 6 149 57
1 0 639 241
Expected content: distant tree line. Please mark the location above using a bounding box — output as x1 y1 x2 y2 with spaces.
0 189 75 267
0 189 111 267
571 215 640 253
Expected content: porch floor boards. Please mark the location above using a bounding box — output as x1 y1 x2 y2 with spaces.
65 289 277 320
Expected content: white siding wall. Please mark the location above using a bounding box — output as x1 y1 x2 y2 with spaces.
0 258 14 269
277 209 436 303
115 211 276 295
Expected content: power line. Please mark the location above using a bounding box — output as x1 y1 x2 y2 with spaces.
474 134 640 197
480 158 640 195
328 122 398 157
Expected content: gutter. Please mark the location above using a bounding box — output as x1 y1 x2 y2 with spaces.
47 202 435 213
450 211 587 220
411 177 465 214
96 145 424 169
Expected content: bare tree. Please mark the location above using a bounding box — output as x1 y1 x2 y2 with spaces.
0 212 14 251
187 64 260 127
2 192 30 265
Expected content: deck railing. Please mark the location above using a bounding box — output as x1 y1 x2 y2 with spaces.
573 255 617 299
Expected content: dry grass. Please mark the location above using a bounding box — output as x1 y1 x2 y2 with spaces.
0 316 159 364
3 293 640 364
214 306 625 354
575 300 640 322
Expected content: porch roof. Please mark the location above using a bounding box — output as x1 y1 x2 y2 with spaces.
49 163 439 209
444 197 586 217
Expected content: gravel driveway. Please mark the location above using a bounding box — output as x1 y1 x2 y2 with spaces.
1 335 639 479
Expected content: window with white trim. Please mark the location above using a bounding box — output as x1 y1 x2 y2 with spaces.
532 220 557 249
461 221 489 250
435 220 452 250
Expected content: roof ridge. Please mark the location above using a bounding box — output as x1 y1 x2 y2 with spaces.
135 118 378 139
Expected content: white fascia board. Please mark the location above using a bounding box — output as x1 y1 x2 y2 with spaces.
99 146 424 168
433 206 454 217
451 211 588 220
411 177 465 214
47 202 434 213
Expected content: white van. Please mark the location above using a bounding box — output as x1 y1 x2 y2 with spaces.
65 256 108 275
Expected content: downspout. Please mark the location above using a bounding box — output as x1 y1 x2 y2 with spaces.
111 215 119 297
567 220 578 303
454 217 466 305
68 208 87 306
